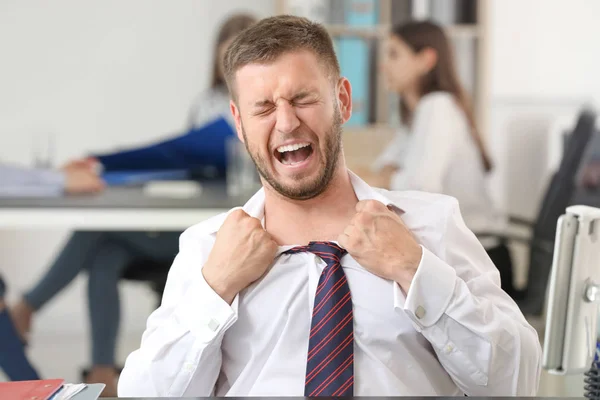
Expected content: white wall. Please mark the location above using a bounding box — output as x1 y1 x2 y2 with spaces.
0 0 274 351
487 0 600 217
490 0 600 103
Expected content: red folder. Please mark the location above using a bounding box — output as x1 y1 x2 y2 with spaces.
0 379 64 400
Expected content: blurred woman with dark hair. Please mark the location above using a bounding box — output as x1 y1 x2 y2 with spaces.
366 20 516 298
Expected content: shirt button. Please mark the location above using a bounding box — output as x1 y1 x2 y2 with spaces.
444 344 454 354
207 318 220 332
415 306 426 319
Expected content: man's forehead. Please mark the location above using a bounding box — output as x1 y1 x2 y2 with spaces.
235 58 330 104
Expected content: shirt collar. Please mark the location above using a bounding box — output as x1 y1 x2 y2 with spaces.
206 170 402 236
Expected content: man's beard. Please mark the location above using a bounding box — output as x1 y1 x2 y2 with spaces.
242 109 343 201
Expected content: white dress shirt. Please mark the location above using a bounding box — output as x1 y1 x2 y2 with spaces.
118 172 541 398
373 92 505 245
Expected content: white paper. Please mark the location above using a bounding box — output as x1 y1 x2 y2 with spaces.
53 384 87 400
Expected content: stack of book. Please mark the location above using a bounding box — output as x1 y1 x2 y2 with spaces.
0 379 105 400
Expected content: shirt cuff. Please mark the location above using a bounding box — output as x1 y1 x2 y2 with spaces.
174 271 238 343
38 169 66 189
55 171 67 191
394 245 457 330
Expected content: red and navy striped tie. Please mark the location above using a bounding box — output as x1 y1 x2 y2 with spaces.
286 241 354 397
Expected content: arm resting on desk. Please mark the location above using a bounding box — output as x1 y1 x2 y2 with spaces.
0 165 64 187
0 165 65 196
118 228 237 398
395 198 542 396
95 118 234 174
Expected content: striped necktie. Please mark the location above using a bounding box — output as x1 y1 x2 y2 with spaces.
286 241 354 397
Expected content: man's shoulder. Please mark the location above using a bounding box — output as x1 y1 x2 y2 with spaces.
376 188 462 254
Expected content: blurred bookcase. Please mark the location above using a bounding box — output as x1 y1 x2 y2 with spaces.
275 0 490 164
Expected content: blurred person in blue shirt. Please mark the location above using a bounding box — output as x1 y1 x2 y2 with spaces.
9 13 256 396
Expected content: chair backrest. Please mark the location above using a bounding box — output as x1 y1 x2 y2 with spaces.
521 108 597 315
121 257 172 298
533 108 597 241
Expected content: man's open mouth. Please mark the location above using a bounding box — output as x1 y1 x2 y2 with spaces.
275 142 314 165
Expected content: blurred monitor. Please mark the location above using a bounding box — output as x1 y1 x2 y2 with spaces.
543 205 600 374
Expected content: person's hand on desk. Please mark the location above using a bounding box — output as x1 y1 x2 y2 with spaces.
64 168 105 194
62 157 99 173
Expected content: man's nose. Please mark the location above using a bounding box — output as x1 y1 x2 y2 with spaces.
275 102 301 134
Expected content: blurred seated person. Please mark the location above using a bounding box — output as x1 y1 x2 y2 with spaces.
10 13 257 396
0 164 103 197
0 275 40 381
356 21 518 299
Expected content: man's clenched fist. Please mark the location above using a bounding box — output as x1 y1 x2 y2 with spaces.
203 209 278 304
338 200 422 293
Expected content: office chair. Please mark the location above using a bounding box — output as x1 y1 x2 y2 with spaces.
121 257 171 308
477 108 598 316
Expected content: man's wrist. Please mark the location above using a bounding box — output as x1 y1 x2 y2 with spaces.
393 245 422 292
202 269 238 305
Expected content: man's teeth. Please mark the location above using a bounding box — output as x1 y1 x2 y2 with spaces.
277 143 310 153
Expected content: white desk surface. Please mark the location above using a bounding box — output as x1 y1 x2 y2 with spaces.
0 183 251 230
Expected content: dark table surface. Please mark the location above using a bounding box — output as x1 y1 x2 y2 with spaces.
0 182 255 210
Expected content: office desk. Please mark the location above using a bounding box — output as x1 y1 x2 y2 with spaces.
0 183 249 230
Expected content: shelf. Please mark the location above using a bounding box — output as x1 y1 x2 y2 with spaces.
344 123 395 135
325 24 390 39
276 0 489 133
325 23 479 39
446 24 480 38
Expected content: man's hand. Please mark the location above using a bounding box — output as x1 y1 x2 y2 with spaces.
64 168 105 194
203 210 278 304
338 200 422 293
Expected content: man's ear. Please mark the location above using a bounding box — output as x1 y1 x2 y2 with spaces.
230 100 244 143
336 77 352 124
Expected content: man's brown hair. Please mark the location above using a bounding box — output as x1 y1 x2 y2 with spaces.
223 15 340 101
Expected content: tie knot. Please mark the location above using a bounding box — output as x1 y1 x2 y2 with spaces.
286 241 347 265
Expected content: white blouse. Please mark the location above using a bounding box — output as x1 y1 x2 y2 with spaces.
373 92 504 246
186 86 234 130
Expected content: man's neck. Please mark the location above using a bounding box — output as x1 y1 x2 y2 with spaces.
263 165 358 246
